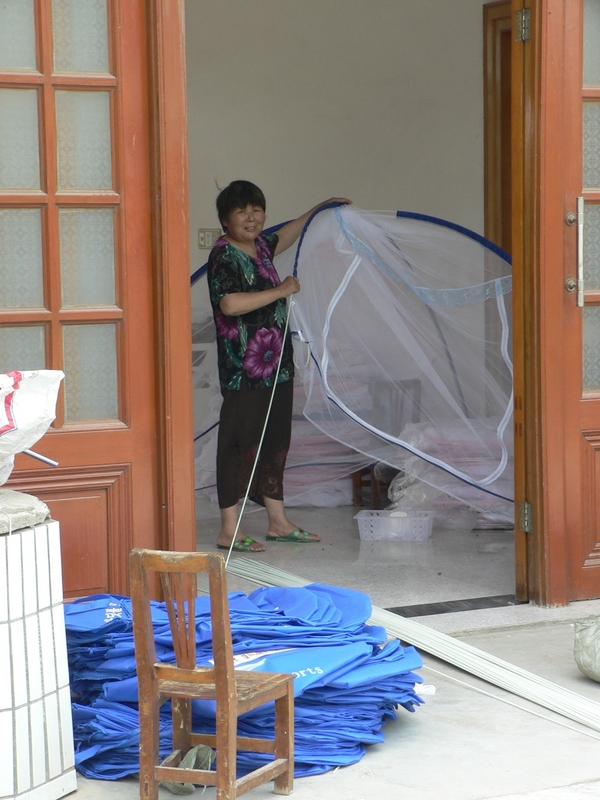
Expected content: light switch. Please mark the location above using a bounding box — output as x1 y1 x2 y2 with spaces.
198 228 222 248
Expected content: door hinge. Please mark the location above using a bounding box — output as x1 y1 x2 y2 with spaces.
515 8 531 42
518 501 533 533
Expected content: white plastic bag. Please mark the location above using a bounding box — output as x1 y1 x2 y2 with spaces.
573 618 600 683
0 370 64 486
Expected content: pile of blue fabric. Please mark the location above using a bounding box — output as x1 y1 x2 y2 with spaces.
65 583 424 780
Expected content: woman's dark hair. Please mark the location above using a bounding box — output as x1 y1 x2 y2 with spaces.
216 180 266 230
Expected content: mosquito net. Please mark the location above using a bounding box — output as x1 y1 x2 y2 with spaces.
192 205 513 523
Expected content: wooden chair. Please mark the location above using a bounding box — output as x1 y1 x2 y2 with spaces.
129 548 294 799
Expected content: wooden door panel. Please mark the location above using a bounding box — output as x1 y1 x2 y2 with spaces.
8 463 132 597
526 0 600 602
563 0 600 599
44 491 109 596
580 431 600 570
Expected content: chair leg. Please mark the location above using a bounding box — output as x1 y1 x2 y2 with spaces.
171 697 192 756
215 702 238 800
138 684 160 800
372 469 381 509
273 685 294 795
352 470 363 506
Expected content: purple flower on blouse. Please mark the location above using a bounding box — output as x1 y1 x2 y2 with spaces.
255 241 280 285
243 326 282 379
215 309 239 340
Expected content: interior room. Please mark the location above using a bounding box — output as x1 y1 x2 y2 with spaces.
185 0 517 615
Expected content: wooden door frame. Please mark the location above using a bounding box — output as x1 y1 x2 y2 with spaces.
512 0 578 605
484 1 513 254
146 0 196 553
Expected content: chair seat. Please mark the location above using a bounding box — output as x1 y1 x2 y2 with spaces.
158 670 293 706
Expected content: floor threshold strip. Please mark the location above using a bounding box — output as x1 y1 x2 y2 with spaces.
386 595 528 618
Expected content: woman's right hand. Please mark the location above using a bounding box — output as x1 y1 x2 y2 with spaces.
279 275 300 297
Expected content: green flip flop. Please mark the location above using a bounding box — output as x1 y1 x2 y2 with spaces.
217 536 265 553
265 528 320 543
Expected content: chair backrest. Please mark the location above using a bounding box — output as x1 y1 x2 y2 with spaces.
129 549 236 694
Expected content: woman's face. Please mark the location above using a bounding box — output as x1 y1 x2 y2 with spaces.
223 204 265 246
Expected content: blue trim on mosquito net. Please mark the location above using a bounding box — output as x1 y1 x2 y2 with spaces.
194 420 219 442
395 211 512 264
334 210 512 309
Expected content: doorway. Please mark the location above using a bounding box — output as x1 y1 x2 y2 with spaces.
185 1 519 610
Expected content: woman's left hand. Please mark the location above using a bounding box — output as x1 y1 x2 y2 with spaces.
316 198 352 210
274 198 353 256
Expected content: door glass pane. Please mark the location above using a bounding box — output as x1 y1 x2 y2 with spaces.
584 102 600 189
0 209 44 308
0 327 45 374
59 209 115 306
583 306 600 390
52 0 110 74
0 0 36 70
55 90 112 190
63 324 118 421
584 0 600 86
0 89 40 190
584 204 600 290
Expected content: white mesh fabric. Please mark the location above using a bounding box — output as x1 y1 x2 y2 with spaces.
276 206 513 520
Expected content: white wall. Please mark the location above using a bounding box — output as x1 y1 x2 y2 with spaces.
185 0 487 275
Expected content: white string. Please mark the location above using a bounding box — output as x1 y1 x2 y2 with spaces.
422 663 600 743
293 338 311 369
223 297 294 567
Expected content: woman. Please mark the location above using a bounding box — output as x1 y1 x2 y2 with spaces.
207 180 350 552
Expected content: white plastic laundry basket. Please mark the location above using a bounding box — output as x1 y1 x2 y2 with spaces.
354 509 435 542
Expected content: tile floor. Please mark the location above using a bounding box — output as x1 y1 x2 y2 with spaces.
194 499 517 612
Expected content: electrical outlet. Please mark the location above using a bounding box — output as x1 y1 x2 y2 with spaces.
198 228 222 248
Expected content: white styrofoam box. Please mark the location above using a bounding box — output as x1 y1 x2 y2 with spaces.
7 533 23 620
25 614 43 702
20 775 78 800
354 509 435 541
30 700 47 788
15 705 31 793
0 623 10 710
51 605 69 691
34 525 51 611
10 618 27 707
44 694 62 779
40 608 58 694
0 537 8 622
0 710 14 796
58 685 75 771
47 522 63 607
21 528 38 616
2 521 77 800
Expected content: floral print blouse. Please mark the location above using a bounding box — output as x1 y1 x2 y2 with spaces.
207 232 294 391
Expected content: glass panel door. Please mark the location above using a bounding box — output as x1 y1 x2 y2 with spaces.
0 0 121 425
0 0 191 598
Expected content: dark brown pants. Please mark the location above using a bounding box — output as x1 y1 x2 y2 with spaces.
216 377 294 508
